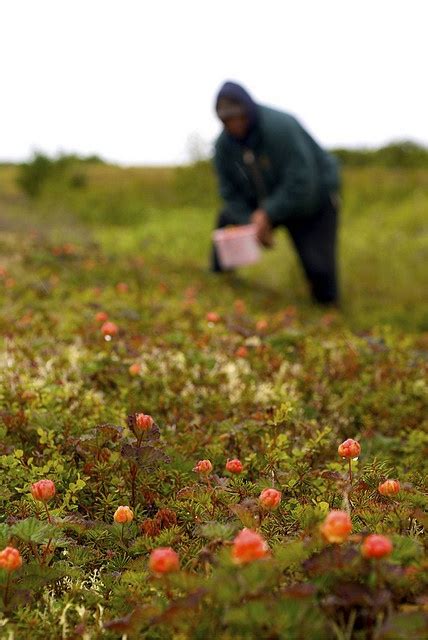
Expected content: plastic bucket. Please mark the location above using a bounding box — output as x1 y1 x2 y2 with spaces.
213 224 261 269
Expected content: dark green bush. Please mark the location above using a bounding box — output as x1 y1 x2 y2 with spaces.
332 140 428 168
16 152 104 199
17 152 56 198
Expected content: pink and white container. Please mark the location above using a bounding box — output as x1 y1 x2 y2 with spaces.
213 224 261 269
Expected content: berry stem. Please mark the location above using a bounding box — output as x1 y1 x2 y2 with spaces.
44 502 52 524
30 542 41 564
41 539 53 565
129 462 138 509
3 572 11 607
164 575 173 600
374 558 384 588
348 458 353 485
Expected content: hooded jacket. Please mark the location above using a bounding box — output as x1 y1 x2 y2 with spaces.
214 82 340 224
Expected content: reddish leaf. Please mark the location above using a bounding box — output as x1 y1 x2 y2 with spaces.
303 546 358 576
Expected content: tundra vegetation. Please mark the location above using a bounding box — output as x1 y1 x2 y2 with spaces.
0 147 427 638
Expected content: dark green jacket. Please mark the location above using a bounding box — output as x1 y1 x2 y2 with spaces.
214 106 340 224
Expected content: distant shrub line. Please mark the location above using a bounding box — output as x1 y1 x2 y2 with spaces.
16 152 105 199
16 141 428 199
11 142 428 228
332 140 428 168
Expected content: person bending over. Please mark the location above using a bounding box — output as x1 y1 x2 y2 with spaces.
212 81 340 306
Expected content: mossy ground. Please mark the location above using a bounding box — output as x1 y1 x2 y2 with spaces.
0 164 427 639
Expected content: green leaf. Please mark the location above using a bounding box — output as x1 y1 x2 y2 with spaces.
391 535 424 564
0 523 9 547
229 503 259 529
275 541 311 569
197 522 236 540
378 611 428 639
20 560 73 591
10 517 56 544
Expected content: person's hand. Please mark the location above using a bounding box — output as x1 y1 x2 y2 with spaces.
250 209 274 248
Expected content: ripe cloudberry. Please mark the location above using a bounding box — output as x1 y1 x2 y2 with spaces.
0 547 22 572
338 438 361 459
362 534 393 559
232 528 269 564
226 459 243 474
135 413 154 431
378 479 400 496
129 363 142 376
193 460 213 474
206 311 221 324
259 488 282 510
149 547 180 574
114 506 134 524
101 321 118 337
320 510 352 543
31 479 56 502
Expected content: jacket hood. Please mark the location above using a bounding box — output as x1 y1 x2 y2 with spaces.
215 81 259 142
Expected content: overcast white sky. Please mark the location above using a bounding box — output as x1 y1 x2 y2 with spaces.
1 0 427 165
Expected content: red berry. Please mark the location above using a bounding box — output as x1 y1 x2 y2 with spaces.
101 321 118 337
225 459 243 474
149 547 180 574
0 546 23 572
193 459 213 474
135 413 154 431
129 363 142 376
320 510 352 543
259 488 282 510
31 479 56 502
206 311 221 324
362 534 393 559
232 528 269 564
338 438 361 459
114 506 134 524
378 479 400 496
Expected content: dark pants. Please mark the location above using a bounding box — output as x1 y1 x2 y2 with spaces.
211 195 339 305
